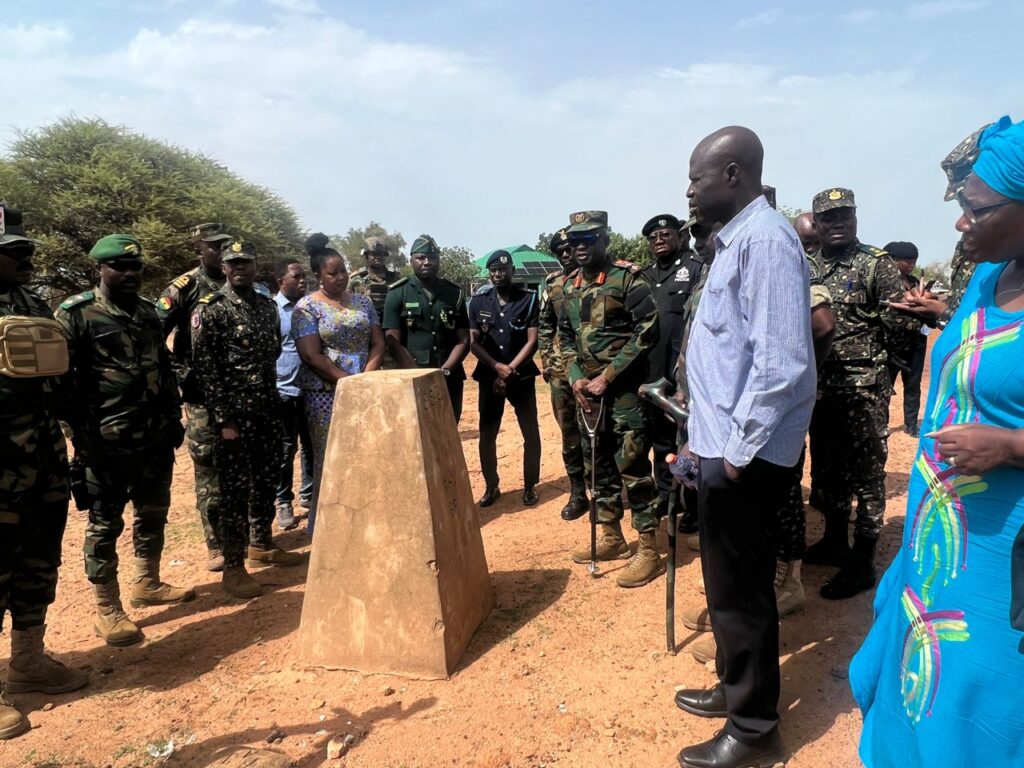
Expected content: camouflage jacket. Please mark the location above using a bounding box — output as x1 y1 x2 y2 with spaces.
56 287 181 453
557 260 659 387
538 269 573 377
947 238 976 316
349 267 400 324
190 284 282 427
156 265 225 403
0 286 68 468
816 241 918 389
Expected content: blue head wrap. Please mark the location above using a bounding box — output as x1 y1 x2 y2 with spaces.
973 115 1024 202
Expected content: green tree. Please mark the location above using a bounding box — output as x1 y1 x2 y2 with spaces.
917 260 951 287
0 117 304 300
336 222 408 270
535 230 652 267
778 206 806 226
439 245 479 291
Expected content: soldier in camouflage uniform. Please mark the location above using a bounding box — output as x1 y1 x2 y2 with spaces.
0 204 87 740
805 188 918 600
191 242 300 600
382 235 471 422
538 228 589 521
557 210 662 588
349 236 400 323
156 222 232 571
57 234 195 647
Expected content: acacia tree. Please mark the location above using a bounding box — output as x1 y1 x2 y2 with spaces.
0 117 304 300
439 245 479 291
534 230 651 266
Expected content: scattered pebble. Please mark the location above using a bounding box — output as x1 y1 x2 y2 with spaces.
326 737 348 759
382 686 396 696
41 703 55 712
311 699 325 710
265 728 286 744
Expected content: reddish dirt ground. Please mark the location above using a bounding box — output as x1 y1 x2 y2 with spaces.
2 357 928 768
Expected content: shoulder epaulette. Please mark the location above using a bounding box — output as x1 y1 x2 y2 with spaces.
198 293 223 306
613 259 644 274
170 274 192 290
388 276 409 289
564 267 580 282
857 244 888 259
59 291 95 310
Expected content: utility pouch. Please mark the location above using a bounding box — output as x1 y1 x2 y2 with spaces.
0 316 69 378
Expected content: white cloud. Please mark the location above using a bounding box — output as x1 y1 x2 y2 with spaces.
906 1 989 20
4 23 72 54
840 8 882 24
734 9 782 30
266 0 321 13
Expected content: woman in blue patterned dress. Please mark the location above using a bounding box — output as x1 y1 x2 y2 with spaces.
851 116 1024 767
294 234 384 535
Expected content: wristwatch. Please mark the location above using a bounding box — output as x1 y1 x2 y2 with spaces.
441 367 451 377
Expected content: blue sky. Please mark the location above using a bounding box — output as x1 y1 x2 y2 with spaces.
3 0 1022 263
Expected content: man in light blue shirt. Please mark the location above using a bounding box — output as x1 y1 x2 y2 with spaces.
673 127 816 768
273 259 314 529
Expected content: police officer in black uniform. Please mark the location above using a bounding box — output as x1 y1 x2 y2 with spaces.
468 250 542 508
382 235 471 422
640 214 700 522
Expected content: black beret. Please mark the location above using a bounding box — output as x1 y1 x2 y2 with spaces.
641 214 681 237
486 249 513 269
883 241 919 261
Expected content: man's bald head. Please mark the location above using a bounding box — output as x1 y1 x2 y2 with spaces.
794 212 820 254
687 126 766 226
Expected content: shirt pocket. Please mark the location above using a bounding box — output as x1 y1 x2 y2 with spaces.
697 284 730 335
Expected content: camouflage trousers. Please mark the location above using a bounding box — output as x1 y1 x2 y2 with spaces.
186 402 221 551
0 415 69 632
576 388 660 533
774 447 807 562
212 414 283 568
82 448 174 584
548 376 584 478
809 386 889 539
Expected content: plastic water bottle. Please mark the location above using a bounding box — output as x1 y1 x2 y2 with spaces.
665 452 699 488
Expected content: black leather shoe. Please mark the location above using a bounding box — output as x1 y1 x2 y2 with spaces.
523 486 539 506
678 508 699 535
677 729 784 768
674 684 727 718
478 487 501 508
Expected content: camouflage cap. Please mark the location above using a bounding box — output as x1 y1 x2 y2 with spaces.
362 236 389 256
221 240 256 262
567 210 608 234
89 234 143 263
0 203 33 247
549 228 570 253
812 187 856 214
641 214 681 237
189 222 233 245
941 123 992 201
410 234 440 256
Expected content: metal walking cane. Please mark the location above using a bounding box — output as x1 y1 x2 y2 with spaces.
580 396 606 578
638 378 691 654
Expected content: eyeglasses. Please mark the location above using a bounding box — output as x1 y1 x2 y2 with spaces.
956 189 1015 225
568 233 600 245
647 231 675 242
105 259 144 272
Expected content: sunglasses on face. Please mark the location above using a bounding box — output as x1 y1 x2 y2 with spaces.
955 189 1015 225
569 233 600 245
106 259 144 272
647 231 674 242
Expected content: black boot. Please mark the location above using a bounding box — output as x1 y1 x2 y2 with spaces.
821 535 877 600
561 473 588 521
804 514 850 566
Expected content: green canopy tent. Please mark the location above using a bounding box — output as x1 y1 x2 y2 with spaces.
472 245 561 295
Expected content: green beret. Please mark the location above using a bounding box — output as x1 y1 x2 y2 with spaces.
410 234 439 255
90 234 143 263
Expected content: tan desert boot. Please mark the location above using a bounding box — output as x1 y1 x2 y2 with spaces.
222 566 263 599
6 625 88 694
682 603 713 632
775 559 806 618
690 633 717 664
571 521 630 564
129 557 196 608
246 546 302 568
0 679 28 740
93 582 143 647
615 532 663 588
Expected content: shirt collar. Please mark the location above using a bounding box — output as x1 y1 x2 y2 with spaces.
715 195 770 252
275 291 297 309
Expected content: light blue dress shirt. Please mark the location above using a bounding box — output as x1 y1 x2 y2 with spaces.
275 291 302 398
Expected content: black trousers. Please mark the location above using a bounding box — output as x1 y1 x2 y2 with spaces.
445 374 465 425
478 377 541 490
276 395 314 505
698 456 791 743
888 334 927 427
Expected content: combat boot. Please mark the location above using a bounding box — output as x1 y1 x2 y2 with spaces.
560 473 588 521
129 557 196 608
92 582 143 647
0 680 28 740
821 535 877 600
686 534 701 552
246 545 303 568
689 633 717 664
7 624 88 694
207 547 225 572
804 515 850 566
616 531 663 588
775 559 806 617
222 566 263 599
571 521 630 564
682 603 713 632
